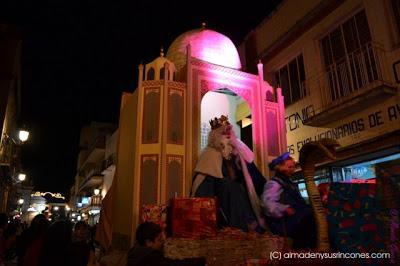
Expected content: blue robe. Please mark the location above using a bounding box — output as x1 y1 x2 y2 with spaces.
193 158 266 232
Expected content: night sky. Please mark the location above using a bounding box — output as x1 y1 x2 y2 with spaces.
1 0 281 196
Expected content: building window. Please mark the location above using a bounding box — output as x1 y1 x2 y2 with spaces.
320 10 378 102
142 88 160 143
147 68 155 80
167 89 183 144
274 54 306 106
200 122 211 150
160 67 165 80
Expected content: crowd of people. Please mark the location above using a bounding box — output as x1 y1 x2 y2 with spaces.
0 214 99 266
1 115 316 266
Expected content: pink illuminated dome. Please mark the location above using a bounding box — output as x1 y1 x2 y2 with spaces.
167 27 242 72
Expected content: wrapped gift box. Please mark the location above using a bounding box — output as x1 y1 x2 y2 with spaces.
327 183 385 257
375 160 400 264
140 204 168 229
170 197 217 238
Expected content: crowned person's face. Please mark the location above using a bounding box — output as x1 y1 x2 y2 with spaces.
220 135 233 160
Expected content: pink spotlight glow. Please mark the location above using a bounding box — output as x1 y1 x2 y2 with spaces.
167 29 242 71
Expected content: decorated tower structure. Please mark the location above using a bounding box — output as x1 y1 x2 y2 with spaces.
110 26 287 249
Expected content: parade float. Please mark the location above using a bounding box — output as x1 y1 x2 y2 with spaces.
96 26 399 265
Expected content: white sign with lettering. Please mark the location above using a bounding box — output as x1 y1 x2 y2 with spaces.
285 97 400 161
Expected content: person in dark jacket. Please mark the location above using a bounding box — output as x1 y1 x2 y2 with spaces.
16 214 50 266
38 220 73 266
127 222 205 266
262 152 316 249
70 221 96 266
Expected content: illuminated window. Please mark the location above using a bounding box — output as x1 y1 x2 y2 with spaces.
200 122 211 150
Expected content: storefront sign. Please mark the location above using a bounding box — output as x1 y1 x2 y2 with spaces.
286 98 400 161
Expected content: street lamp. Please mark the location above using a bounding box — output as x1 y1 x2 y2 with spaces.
18 198 24 205
2 128 30 145
18 130 29 143
17 173 26 182
53 206 59 211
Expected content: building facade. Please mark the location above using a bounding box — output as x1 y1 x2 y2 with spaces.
70 122 117 225
239 0 400 195
0 24 24 213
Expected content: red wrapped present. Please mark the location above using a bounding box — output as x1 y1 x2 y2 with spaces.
170 197 217 238
140 204 167 229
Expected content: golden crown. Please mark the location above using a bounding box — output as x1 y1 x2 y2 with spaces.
209 115 230 130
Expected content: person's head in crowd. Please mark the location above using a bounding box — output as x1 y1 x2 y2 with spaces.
73 221 88 240
39 220 73 265
0 212 8 229
269 152 296 177
0 213 8 232
135 222 165 250
29 214 50 235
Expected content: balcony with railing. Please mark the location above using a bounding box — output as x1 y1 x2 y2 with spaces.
78 162 103 191
78 136 106 171
303 43 397 126
90 195 102 206
78 151 117 193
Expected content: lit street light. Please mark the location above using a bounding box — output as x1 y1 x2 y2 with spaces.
18 199 24 205
53 206 59 211
17 173 26 182
18 130 29 142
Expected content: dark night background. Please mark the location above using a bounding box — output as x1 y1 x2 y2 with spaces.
1 0 281 196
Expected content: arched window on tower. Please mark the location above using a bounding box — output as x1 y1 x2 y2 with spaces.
160 67 165 80
147 67 155 80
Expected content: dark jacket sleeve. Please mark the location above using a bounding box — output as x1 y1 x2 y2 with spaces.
247 162 267 196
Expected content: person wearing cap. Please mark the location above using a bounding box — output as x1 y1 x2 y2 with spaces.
261 152 316 249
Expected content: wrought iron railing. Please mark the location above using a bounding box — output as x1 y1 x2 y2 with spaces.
90 195 102 206
79 162 103 189
308 42 391 115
